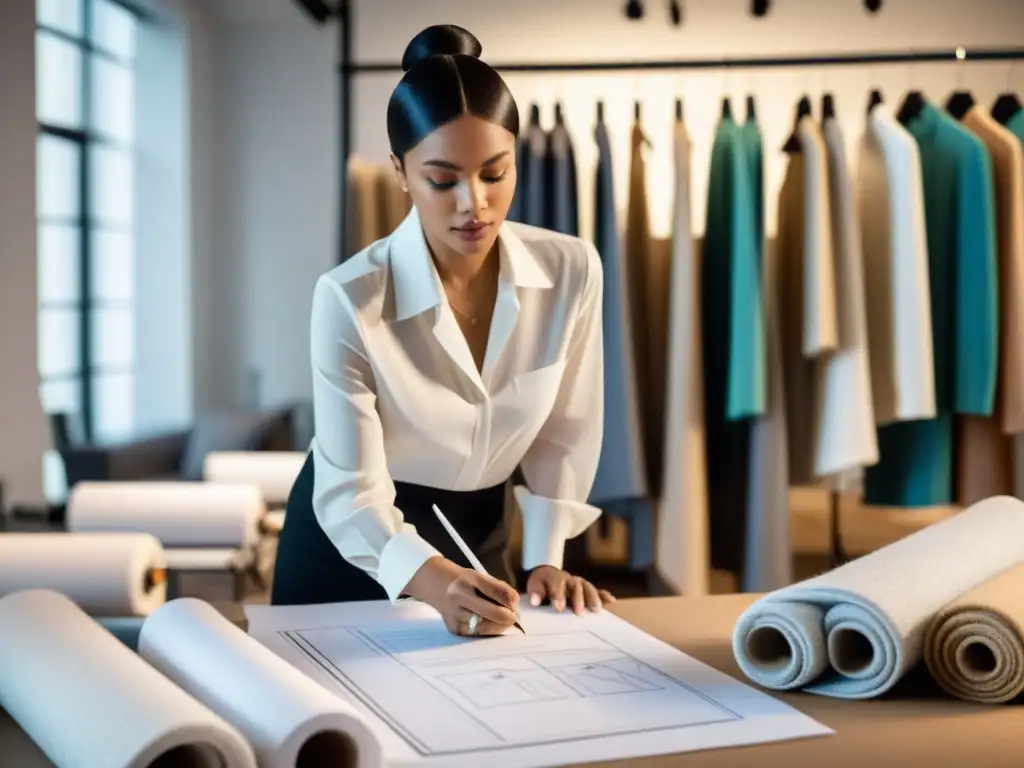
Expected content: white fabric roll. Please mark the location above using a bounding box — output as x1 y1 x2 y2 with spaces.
203 451 306 506
0 533 167 617
67 482 264 549
0 589 256 768
139 598 383 768
732 495 1024 699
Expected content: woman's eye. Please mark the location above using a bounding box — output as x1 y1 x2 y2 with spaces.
426 178 457 191
482 170 507 184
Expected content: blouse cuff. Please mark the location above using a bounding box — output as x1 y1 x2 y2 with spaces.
376 528 442 604
514 485 602 571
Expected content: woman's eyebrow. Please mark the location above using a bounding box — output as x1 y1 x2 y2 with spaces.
422 150 510 170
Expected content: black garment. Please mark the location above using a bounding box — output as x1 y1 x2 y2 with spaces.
271 452 511 605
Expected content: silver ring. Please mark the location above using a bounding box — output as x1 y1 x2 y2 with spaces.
467 613 481 636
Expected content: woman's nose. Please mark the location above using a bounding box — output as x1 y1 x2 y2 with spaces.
456 180 487 215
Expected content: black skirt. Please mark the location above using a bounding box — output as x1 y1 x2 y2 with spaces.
270 452 512 605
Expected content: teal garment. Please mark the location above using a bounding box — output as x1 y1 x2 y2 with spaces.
1008 109 1024 144
864 103 999 507
741 120 764 260
702 117 767 421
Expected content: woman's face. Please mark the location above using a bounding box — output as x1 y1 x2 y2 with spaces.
393 114 517 260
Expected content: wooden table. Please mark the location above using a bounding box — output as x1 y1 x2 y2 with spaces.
2 594 1022 766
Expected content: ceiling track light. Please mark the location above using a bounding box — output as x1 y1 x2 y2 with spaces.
865 0 883 12
751 0 770 17
668 0 683 26
625 0 645 20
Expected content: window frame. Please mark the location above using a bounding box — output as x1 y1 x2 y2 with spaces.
36 0 149 442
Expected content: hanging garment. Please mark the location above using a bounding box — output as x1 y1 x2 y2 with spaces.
702 115 765 577
864 102 999 507
814 116 879 480
345 155 383 255
524 119 549 228
742 118 792 593
588 119 647 505
656 117 710 595
624 119 668 496
776 116 838 487
547 118 580 236
375 165 411 237
953 106 1024 505
507 135 529 223
856 104 936 427
1006 109 1024 144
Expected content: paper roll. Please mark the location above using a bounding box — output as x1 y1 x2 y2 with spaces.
924 562 1024 704
0 533 167 617
0 589 256 768
139 598 383 768
732 495 1024 699
203 451 306 506
67 482 264 549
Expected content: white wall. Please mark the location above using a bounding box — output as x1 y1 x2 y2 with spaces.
0 0 48 508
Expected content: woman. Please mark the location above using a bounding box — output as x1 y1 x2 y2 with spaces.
272 24 614 637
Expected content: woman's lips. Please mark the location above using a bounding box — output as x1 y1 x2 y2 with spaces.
452 222 491 242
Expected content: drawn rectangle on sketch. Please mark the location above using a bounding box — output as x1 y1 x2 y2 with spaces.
285 625 738 757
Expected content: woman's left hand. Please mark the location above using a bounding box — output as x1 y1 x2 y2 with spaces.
525 565 615 614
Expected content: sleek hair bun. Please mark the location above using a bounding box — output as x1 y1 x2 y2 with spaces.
387 25 519 159
401 24 483 72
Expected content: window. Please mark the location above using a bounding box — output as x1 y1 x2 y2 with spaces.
36 0 142 443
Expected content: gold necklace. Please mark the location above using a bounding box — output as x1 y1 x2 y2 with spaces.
445 265 496 327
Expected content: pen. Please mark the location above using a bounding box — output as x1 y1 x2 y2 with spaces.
432 503 526 634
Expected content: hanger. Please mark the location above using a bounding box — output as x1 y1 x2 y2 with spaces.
867 88 884 115
529 103 541 125
746 95 756 120
992 92 1023 125
896 90 925 124
554 102 564 124
634 100 641 121
782 96 811 153
596 100 605 122
721 96 732 119
822 93 836 119
675 97 683 121
945 89 975 120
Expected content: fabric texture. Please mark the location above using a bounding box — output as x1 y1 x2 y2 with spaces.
733 495 1024 700
656 118 710 595
547 117 579 236
701 116 765 576
924 561 1024 705
589 120 647 504
865 102 999 507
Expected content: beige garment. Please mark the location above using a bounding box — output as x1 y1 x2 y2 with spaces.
345 155 383 255
955 108 1024 505
624 121 668 496
375 165 411 237
924 561 1024 704
814 118 878 480
776 118 837 486
656 122 709 595
856 106 936 425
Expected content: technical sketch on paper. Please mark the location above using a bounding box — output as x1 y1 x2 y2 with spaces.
282 625 741 757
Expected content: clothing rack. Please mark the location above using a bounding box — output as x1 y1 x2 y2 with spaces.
331 0 1024 572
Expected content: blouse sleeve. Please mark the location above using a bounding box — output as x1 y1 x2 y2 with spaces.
514 242 605 571
309 275 441 602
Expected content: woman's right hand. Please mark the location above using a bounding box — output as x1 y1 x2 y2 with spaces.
404 557 520 637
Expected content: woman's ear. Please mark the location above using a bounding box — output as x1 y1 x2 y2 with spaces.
390 154 408 193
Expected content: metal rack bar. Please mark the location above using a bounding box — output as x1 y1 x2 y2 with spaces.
343 46 1024 74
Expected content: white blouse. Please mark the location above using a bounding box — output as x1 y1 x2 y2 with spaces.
309 207 605 602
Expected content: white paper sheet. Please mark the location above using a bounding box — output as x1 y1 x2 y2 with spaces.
246 600 832 767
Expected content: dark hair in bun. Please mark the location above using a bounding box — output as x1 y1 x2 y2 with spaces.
387 25 520 160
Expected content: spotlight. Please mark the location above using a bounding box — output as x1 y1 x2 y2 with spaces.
625 0 644 20
668 0 683 26
865 0 883 12
751 0 770 16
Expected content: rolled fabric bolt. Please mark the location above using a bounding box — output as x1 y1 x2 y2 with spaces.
0 589 256 768
0 532 167 616
732 496 1024 699
67 481 264 549
203 451 307 506
924 562 1024 704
